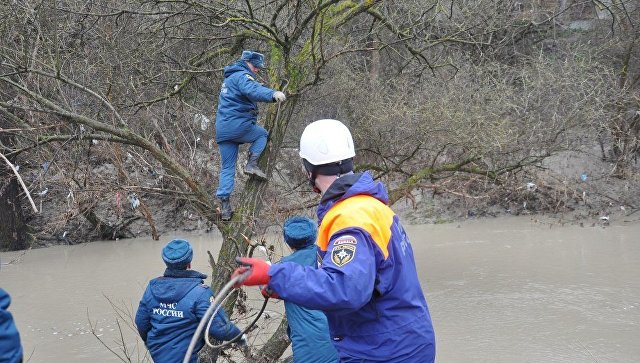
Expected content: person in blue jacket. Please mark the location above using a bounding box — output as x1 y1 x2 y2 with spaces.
232 119 436 362
0 288 23 363
214 50 286 221
273 216 339 363
135 239 245 363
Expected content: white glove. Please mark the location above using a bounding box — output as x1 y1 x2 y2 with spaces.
273 91 286 102
238 333 248 347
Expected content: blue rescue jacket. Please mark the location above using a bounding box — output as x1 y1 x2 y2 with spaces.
135 269 241 363
269 172 436 362
281 245 339 363
0 288 23 363
215 61 275 143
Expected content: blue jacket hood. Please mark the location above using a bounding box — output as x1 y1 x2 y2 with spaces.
149 269 207 302
223 60 254 79
317 171 388 220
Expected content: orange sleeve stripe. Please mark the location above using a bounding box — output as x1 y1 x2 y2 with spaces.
317 195 395 259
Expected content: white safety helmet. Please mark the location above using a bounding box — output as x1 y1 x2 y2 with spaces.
299 119 355 165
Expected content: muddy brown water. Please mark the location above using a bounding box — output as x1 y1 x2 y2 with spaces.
1 216 639 363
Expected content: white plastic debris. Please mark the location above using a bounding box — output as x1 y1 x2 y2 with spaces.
600 216 609 222
256 245 268 255
526 182 536 191
194 113 211 131
38 188 49 196
128 192 140 209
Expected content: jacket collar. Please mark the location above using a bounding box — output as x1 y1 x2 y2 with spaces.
317 171 390 221
163 268 207 280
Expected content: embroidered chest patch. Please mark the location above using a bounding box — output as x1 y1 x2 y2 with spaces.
331 239 356 267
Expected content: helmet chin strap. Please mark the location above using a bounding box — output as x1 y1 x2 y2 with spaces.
304 163 321 194
302 159 320 193
303 158 353 194
310 177 321 194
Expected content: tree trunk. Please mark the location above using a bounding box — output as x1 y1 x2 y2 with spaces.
0 121 29 251
0 165 29 251
254 317 290 362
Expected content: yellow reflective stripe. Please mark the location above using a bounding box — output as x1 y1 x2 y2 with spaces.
317 195 394 259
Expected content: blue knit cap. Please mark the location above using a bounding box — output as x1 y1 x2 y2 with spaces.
283 216 317 249
240 50 266 69
162 239 193 269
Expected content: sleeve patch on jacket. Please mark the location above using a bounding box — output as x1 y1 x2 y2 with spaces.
331 244 356 267
334 235 357 246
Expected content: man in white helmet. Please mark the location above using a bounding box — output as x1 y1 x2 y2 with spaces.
231 119 436 362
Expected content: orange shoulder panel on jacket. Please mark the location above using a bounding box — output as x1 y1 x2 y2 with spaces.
317 195 395 258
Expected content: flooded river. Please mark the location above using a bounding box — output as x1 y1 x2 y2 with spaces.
1 216 639 362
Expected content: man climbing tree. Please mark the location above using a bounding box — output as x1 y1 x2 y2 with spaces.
214 50 286 221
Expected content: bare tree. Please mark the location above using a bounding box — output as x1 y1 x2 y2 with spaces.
593 0 640 177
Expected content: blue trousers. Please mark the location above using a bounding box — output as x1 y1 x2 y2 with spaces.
216 124 268 198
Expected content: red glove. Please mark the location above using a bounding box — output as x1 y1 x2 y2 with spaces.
231 257 271 288
260 286 279 299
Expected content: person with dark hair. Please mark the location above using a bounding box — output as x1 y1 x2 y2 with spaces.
135 239 244 363
214 50 286 221
0 288 23 363
268 216 338 363
231 119 436 362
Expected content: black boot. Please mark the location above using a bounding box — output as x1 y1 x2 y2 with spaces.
219 197 233 221
244 152 267 180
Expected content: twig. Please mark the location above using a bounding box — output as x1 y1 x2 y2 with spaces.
87 309 130 363
0 250 28 266
626 208 639 217
207 250 217 270
0 152 38 213
577 338 600 363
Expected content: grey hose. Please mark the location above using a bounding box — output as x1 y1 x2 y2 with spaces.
182 272 249 363
205 245 273 349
